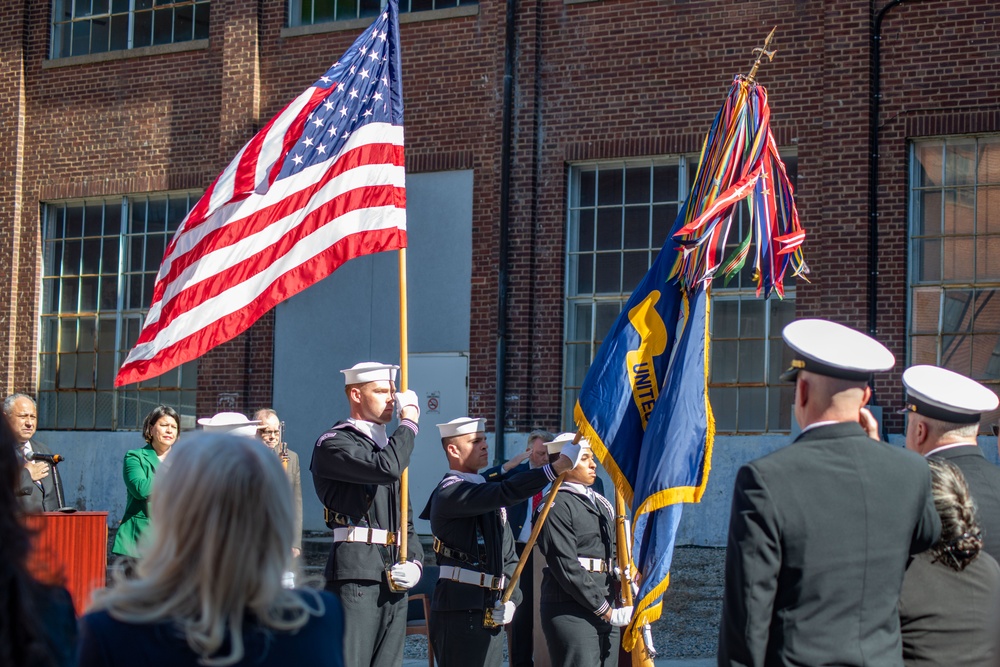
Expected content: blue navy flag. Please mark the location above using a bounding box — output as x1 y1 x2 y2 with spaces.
574 243 713 649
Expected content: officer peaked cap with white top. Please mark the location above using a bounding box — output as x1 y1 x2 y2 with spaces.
545 432 591 455
341 362 399 385
901 365 999 424
779 319 895 382
437 417 486 439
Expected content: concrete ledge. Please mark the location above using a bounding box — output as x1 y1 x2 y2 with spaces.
42 39 209 69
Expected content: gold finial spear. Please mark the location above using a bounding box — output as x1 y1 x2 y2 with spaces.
746 26 777 84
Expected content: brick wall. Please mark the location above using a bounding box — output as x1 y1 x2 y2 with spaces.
1 0 998 432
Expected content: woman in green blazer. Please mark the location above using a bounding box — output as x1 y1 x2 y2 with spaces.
111 405 180 558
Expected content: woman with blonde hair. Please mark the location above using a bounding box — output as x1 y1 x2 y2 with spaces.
77 433 344 667
899 458 1000 666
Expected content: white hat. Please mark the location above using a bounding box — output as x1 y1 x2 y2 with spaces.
437 417 486 439
341 362 399 385
197 412 260 437
901 365 999 424
545 432 590 455
780 319 895 382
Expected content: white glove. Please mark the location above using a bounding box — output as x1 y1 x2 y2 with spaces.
393 390 420 420
608 606 633 627
389 561 421 589
559 442 584 468
491 600 516 625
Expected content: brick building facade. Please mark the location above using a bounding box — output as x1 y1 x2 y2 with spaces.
2 0 999 447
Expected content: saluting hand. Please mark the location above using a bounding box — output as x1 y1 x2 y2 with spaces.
859 407 880 442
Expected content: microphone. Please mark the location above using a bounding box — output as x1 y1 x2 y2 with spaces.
25 450 64 465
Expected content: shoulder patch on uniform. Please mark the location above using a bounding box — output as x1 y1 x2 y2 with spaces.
440 475 464 489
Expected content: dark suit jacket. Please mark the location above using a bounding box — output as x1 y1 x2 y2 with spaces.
928 444 1000 562
18 439 65 513
275 447 303 552
718 421 941 667
899 549 1000 666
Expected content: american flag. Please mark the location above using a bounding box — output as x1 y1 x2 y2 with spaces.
115 0 406 386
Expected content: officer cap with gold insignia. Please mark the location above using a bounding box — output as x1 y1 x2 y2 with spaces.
779 319 895 382
437 417 486 439
545 432 591 455
901 365 999 424
341 361 399 385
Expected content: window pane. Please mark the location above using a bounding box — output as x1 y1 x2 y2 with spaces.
152 7 173 45
768 385 794 432
739 299 766 338
573 209 594 253
174 4 194 40
651 204 676 247
110 14 129 51
597 168 623 206
911 287 941 334
594 254 621 293
711 340 738 383
913 238 941 282
972 334 1000 381
133 10 153 47
942 290 974 333
596 208 621 251
573 255 593 295
578 170 596 208
945 140 977 187
652 165 679 202
622 251 648 293
571 303 592 342
911 335 938 365
623 207 649 250
978 188 1000 235
738 387 766 432
193 3 209 40
769 297 796 333
624 167 650 204
71 20 90 56
979 138 1000 185
711 299 739 338
915 143 943 188
941 334 973 376
709 387 736 432
594 303 622 342
942 189 975 236
91 15 110 53
738 339 765 383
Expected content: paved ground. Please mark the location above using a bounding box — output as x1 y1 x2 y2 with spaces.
107 531 724 665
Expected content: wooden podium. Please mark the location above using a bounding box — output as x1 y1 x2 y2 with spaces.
25 511 108 615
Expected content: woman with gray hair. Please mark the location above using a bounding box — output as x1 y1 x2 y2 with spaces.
899 458 1000 666
77 433 344 666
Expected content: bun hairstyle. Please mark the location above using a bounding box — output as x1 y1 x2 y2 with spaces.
927 458 983 571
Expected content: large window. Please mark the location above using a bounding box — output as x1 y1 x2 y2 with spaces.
51 0 210 59
40 194 200 430
565 156 798 433
288 0 475 27
910 137 1000 413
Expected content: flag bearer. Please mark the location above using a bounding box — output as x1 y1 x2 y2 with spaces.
311 362 423 667
536 433 631 667
421 417 582 667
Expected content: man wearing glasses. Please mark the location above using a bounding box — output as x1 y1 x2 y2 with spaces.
255 408 303 558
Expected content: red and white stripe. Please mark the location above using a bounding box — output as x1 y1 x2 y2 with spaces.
115 99 406 386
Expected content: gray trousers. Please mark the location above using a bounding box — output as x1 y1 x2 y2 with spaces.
327 579 407 667
429 608 505 667
541 600 620 667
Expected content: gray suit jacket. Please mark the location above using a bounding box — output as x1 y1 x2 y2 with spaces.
928 444 1000 562
718 421 941 667
18 439 64 513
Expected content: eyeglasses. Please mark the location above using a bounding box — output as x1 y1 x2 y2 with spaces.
991 424 999 437
259 429 280 437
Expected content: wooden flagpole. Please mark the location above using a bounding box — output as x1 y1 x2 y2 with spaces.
397 247 410 568
615 489 655 667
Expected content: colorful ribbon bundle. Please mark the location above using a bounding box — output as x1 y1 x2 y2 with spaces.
670 75 808 297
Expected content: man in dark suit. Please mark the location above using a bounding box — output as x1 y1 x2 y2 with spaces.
310 362 424 667
483 429 555 667
900 364 1000 561
422 418 581 667
255 408 303 559
718 319 941 667
4 393 64 512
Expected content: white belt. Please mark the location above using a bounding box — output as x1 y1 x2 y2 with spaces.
439 565 507 591
578 557 608 573
332 526 399 546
